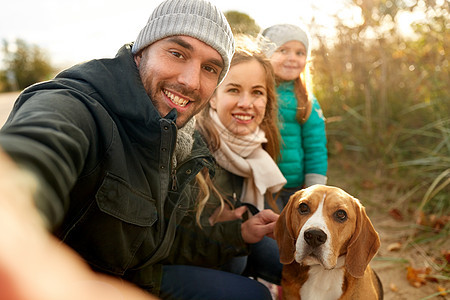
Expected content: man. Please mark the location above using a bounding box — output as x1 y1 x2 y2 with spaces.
0 0 278 299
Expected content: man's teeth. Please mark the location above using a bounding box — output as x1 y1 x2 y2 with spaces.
164 90 189 107
234 114 252 121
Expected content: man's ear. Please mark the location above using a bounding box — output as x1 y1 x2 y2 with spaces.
134 51 143 67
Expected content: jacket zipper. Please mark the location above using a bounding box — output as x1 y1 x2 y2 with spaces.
170 153 212 192
171 169 177 191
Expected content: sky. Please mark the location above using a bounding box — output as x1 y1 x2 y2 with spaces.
0 0 420 69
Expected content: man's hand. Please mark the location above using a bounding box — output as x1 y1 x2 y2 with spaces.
0 150 157 300
240 209 279 244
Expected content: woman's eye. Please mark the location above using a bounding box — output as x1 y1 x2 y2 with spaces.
298 203 310 215
334 210 347 222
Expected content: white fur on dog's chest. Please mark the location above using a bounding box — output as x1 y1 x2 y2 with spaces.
300 263 345 300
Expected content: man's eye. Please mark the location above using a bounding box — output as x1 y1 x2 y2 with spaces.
170 51 183 58
203 65 218 74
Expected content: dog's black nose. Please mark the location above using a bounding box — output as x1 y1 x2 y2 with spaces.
304 229 327 248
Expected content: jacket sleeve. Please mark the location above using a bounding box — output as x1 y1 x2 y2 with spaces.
0 87 95 229
302 96 328 186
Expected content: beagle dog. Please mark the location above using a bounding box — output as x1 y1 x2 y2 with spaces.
275 185 383 300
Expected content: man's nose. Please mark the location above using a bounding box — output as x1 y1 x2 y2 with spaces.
178 63 201 91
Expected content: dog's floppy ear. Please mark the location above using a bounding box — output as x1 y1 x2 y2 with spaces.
345 200 380 278
275 191 302 264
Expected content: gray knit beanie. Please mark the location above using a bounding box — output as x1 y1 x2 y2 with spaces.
132 0 234 84
259 24 310 58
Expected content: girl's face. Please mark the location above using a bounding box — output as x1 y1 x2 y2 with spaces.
270 40 307 81
210 59 268 136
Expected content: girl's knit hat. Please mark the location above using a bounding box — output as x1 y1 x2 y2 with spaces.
132 0 235 84
259 24 310 58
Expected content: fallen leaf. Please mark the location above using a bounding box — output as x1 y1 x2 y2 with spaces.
361 180 375 189
389 283 398 292
416 211 426 225
406 266 431 288
432 215 450 232
389 208 404 221
437 286 447 296
426 274 439 283
442 250 450 264
416 213 450 233
387 242 402 252
334 141 343 153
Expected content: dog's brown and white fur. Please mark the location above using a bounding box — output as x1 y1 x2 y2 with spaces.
275 185 383 300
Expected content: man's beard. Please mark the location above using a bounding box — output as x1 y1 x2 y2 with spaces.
139 70 202 128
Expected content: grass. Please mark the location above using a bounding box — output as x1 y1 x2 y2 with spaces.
324 100 450 295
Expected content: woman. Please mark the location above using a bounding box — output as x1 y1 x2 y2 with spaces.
195 36 286 286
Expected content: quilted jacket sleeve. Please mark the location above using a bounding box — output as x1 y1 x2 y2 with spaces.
301 96 328 186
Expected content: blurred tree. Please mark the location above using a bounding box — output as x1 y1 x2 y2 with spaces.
0 39 54 92
312 0 448 157
224 11 261 37
311 0 449 214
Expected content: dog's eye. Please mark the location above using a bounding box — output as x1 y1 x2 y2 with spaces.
334 210 347 222
298 203 310 215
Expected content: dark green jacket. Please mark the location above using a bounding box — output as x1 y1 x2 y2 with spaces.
0 44 248 295
161 164 250 268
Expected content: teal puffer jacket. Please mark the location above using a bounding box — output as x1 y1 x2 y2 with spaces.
276 81 328 188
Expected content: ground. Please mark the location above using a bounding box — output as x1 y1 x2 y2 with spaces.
0 91 18 126
327 154 450 300
1 91 448 299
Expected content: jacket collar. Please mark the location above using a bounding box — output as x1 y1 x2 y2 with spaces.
57 44 177 129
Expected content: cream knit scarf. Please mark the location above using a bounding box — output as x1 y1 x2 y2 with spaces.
209 109 286 211
172 117 196 168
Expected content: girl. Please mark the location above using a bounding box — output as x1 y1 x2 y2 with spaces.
260 23 328 209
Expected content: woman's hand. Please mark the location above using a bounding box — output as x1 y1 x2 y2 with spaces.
240 209 279 244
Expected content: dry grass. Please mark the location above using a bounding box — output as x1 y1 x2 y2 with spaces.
327 152 450 300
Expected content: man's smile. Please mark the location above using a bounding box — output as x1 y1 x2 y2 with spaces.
163 89 190 107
